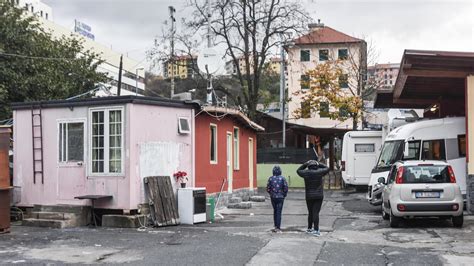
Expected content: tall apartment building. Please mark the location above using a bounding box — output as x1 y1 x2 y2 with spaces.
12 0 145 96
163 55 198 80
11 0 52 20
368 63 400 89
225 56 283 76
286 23 367 129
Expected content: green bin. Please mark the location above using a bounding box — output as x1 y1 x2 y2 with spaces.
206 196 215 222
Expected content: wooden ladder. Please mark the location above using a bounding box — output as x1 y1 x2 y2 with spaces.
31 106 44 184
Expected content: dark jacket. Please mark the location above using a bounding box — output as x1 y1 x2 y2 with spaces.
297 162 329 199
266 166 289 199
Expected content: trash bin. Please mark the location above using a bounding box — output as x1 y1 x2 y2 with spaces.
206 197 215 222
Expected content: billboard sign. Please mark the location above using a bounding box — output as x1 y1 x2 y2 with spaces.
74 20 95 40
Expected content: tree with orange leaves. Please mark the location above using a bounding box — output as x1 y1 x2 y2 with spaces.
292 60 364 130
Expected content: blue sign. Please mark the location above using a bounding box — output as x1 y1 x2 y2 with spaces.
74 20 95 40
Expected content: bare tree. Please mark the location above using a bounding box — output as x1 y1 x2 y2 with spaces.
185 0 309 119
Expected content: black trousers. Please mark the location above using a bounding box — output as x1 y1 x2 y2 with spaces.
271 198 284 229
306 198 323 230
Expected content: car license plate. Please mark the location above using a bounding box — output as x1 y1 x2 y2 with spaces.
415 191 440 198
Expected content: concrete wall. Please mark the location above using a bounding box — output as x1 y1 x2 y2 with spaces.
129 104 194 208
13 103 194 210
467 75 474 213
194 114 257 194
257 164 305 188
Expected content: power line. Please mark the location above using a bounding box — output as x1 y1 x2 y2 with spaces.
0 52 81 61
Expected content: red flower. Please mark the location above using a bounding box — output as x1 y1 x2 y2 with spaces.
173 171 188 183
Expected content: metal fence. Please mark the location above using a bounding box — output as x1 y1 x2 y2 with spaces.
257 147 318 164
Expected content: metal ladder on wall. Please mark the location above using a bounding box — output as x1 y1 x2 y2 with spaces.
31 106 44 184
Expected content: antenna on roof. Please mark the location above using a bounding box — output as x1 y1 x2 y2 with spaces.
197 0 224 105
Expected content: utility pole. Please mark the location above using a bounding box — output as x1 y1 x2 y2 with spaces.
207 0 212 48
169 6 176 98
279 36 286 148
117 55 123 96
205 0 213 104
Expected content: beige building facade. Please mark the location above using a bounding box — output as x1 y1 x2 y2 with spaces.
287 23 367 129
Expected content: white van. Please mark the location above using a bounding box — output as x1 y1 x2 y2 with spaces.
341 131 383 188
367 117 466 206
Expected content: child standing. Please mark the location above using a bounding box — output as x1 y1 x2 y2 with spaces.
266 165 289 233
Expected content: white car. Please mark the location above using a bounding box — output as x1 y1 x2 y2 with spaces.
380 160 464 228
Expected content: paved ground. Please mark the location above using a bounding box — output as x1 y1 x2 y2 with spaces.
1 190 474 265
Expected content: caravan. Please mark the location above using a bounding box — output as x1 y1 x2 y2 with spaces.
341 109 421 188
367 117 466 206
341 131 383 188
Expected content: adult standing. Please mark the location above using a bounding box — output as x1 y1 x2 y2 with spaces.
297 160 329 236
266 165 289 233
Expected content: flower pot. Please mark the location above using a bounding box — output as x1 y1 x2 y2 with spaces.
180 183 186 188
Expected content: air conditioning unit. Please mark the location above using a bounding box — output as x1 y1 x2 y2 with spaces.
172 92 192 101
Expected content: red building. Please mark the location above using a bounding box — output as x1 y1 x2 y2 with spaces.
195 106 264 194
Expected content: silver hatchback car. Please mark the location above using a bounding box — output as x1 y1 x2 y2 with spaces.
380 160 463 228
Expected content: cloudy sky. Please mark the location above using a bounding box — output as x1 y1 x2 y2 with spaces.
44 0 473 72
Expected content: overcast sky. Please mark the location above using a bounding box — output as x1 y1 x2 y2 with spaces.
44 0 473 71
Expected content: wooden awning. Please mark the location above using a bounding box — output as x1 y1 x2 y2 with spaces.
374 50 474 109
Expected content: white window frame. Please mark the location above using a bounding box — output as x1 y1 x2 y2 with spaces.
178 117 191 134
88 106 125 176
210 123 218 164
233 127 240 170
354 143 375 153
57 118 86 165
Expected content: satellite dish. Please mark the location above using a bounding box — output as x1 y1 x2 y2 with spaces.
197 48 222 75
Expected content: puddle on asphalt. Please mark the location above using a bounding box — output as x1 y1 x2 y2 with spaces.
23 244 143 264
384 230 443 244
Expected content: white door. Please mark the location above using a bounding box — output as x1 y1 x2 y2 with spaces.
249 138 254 189
57 120 86 201
227 132 233 193
353 143 377 184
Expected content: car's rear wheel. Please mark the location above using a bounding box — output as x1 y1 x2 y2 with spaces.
452 214 463 228
382 208 389 220
389 210 400 228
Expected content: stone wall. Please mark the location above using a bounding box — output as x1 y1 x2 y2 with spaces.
208 188 258 209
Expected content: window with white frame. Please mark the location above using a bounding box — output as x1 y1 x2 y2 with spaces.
58 121 84 162
210 124 217 163
90 108 123 174
178 117 190 134
233 127 239 170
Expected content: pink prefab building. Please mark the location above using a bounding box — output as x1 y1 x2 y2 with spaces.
12 96 196 211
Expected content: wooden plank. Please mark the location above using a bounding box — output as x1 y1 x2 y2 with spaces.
157 176 172 226
403 68 469 78
144 176 166 226
162 176 180 224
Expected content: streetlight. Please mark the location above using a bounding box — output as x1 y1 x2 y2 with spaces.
279 33 294 148
135 67 144 96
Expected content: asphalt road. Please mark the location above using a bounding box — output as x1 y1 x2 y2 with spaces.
1 190 473 265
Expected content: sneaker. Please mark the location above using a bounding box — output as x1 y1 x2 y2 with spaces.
312 230 321 236
275 228 283 233
305 228 314 234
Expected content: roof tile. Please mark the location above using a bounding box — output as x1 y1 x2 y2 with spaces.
293 26 362 45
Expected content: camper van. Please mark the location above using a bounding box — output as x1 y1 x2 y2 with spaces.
341 109 421 188
367 117 466 206
341 131 383 188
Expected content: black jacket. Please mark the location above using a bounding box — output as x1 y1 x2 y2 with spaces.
297 162 330 199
